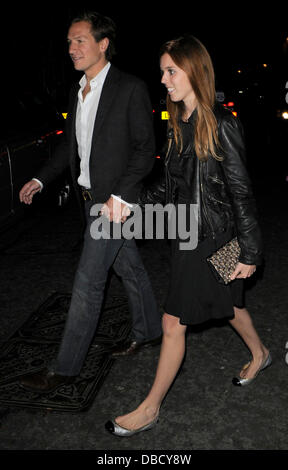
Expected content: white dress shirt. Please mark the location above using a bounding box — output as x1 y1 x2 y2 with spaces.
77 62 111 188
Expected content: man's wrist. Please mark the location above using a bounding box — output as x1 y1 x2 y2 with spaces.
32 178 43 191
111 194 133 208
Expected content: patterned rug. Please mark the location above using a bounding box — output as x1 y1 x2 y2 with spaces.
0 292 131 412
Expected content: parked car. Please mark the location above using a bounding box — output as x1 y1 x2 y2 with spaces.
0 91 68 246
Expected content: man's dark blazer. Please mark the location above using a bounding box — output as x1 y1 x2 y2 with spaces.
36 65 156 205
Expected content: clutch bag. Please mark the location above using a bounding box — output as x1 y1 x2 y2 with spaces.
207 237 240 284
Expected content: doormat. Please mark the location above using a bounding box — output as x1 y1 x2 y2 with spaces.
0 292 131 412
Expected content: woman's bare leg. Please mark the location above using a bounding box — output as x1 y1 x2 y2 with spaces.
115 313 187 430
229 306 269 378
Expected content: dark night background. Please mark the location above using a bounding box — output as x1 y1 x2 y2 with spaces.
1 3 288 228
3 5 288 131
1 4 288 452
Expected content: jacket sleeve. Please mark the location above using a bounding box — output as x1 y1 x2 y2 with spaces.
34 84 78 186
138 166 166 207
112 80 156 203
218 113 263 265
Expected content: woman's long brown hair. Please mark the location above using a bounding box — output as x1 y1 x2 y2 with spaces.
160 35 222 161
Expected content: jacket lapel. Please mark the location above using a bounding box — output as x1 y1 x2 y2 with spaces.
69 84 80 166
90 65 121 153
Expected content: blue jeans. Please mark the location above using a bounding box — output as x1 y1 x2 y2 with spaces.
54 201 162 376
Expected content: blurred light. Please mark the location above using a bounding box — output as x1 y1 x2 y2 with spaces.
161 111 170 120
238 90 244 94
237 70 242 74
155 155 161 159
227 102 235 107
282 111 288 120
42 130 63 139
153 109 155 113
232 111 238 117
263 64 268 68
62 113 68 119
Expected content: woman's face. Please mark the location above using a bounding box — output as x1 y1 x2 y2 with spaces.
160 53 197 111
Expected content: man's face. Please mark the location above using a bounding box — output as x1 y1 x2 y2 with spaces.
67 21 108 77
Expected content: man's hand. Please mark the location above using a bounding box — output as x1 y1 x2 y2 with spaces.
101 197 131 223
230 262 256 281
19 180 41 205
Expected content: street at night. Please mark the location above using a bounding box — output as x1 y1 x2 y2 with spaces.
0 4 288 457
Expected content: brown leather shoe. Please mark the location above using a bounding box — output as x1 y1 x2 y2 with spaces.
111 336 162 357
19 368 75 393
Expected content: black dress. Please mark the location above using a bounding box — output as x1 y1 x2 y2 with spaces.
164 119 244 326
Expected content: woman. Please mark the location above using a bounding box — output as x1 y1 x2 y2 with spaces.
105 35 271 437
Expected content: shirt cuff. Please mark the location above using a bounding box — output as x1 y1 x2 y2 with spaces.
32 178 43 191
111 194 133 208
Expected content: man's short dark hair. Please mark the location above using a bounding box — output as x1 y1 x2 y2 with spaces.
71 11 116 61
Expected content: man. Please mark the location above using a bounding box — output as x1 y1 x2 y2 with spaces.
19 12 162 393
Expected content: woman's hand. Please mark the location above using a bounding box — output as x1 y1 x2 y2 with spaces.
230 262 256 281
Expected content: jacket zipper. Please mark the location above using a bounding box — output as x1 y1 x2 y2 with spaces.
207 194 231 206
200 164 216 239
165 138 177 203
208 175 225 185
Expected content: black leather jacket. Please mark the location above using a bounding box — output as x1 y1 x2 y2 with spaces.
143 104 263 265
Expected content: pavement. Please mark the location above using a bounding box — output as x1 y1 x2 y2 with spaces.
0 176 288 456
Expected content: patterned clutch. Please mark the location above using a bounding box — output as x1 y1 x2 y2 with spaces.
207 237 240 284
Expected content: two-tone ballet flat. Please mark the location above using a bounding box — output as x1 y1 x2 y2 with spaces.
105 416 159 437
232 352 272 386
